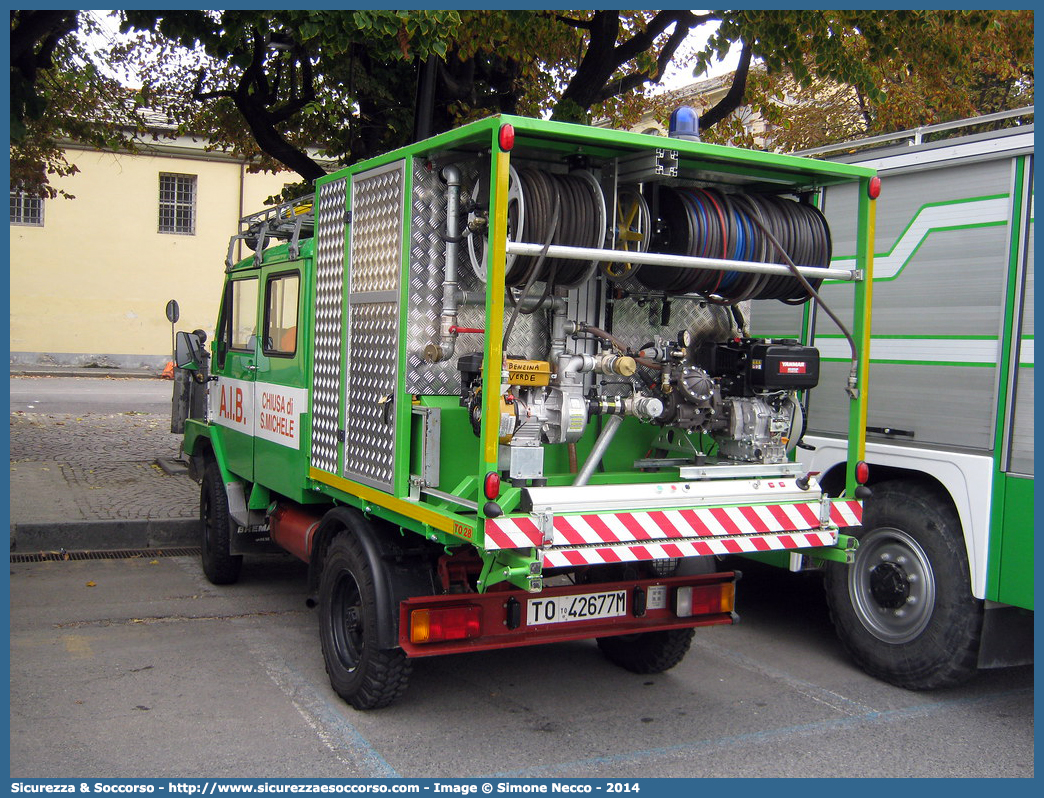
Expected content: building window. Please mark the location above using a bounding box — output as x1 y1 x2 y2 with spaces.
10 190 43 226
158 173 196 234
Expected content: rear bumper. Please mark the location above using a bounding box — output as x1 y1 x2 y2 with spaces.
398 571 737 657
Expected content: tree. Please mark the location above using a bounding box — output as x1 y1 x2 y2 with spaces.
15 10 1034 197
682 10 1034 151
10 10 78 142
10 11 151 198
116 10 719 185
118 9 885 182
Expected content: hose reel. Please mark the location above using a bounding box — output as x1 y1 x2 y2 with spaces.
639 187 832 304
467 167 606 289
465 166 832 306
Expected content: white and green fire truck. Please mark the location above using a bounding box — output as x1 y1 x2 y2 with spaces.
756 108 1034 688
172 114 879 708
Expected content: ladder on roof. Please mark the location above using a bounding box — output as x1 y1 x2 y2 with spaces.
226 194 315 269
796 106 1034 159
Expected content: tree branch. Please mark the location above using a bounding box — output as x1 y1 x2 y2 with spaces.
596 12 700 102
555 14 592 30
557 10 718 119
192 68 234 101
612 11 689 66
699 41 753 130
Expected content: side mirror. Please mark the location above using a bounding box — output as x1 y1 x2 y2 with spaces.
174 330 206 370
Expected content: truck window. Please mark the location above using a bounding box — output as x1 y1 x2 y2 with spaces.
229 277 258 351
263 272 300 356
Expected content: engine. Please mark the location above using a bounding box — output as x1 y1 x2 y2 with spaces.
676 338 817 463
458 334 819 475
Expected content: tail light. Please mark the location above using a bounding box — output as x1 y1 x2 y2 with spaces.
675 582 735 618
483 471 501 500
498 124 515 152
410 606 481 644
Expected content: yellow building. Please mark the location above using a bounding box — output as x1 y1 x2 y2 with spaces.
10 135 301 370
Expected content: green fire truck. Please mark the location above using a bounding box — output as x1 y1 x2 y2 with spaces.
757 108 1034 688
172 114 877 709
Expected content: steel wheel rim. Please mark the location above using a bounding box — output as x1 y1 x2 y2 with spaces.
330 570 364 673
849 526 936 643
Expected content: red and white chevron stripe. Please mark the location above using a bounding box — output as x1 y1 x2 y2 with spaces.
483 499 862 557
829 500 862 527
541 529 838 568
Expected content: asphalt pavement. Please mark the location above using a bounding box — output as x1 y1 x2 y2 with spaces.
6 369 1035 780
9 551 1034 779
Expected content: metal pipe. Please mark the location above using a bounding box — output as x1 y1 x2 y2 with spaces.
549 298 570 361
457 290 567 313
505 241 858 282
795 105 1034 157
573 414 624 487
424 166 463 363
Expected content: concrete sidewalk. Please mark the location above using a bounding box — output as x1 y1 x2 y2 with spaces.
9 408 199 553
10 364 164 379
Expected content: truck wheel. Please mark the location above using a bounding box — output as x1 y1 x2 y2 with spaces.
200 461 243 585
824 480 982 689
596 628 695 674
318 534 411 710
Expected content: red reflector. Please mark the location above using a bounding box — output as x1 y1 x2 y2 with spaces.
868 176 881 199
855 460 870 484
484 471 501 500
410 606 481 644
498 124 515 151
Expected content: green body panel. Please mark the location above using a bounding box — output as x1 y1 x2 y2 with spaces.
986 155 1033 607
213 272 259 482
993 475 1034 608
791 137 1034 613
182 417 210 460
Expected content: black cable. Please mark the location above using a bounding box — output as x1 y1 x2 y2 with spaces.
743 209 859 393
502 178 561 351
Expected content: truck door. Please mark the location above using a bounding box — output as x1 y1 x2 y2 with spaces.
211 272 260 482
252 265 309 495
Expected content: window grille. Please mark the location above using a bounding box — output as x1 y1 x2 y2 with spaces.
159 173 196 234
10 190 43 226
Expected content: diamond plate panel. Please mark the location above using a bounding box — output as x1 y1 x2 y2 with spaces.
310 178 347 474
351 162 405 294
342 161 406 491
406 159 547 396
609 296 737 350
343 302 399 490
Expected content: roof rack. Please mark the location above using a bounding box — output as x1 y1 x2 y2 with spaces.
226 194 315 270
795 106 1034 159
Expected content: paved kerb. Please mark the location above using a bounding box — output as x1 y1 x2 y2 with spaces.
9 408 199 552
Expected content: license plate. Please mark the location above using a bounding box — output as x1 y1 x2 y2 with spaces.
526 590 628 626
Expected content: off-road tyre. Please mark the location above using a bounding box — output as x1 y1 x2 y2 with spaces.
596 628 695 674
825 479 982 690
200 461 243 585
318 534 411 710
